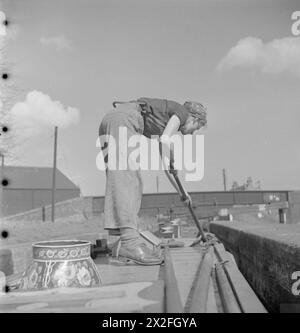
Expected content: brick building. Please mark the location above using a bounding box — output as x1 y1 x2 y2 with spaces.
0 166 80 216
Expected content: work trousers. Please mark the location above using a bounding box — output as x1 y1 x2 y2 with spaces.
98 103 144 231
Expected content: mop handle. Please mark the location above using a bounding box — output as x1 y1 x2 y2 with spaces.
168 167 188 201
169 169 207 242
159 143 207 242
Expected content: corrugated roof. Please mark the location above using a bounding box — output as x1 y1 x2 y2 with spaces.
2 166 80 190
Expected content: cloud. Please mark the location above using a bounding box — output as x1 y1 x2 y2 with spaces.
10 91 80 140
217 37 300 77
40 35 72 50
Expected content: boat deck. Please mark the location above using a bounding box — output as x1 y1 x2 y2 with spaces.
0 239 267 313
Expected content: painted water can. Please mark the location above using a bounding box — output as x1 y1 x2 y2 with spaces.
19 240 102 290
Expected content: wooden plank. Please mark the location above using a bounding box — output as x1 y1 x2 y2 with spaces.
169 246 203 308
164 247 183 313
211 267 224 313
0 288 125 305
206 276 218 313
0 280 164 313
188 247 214 313
95 256 160 285
7 303 144 313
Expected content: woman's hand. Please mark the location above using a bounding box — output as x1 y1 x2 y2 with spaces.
168 158 178 175
181 192 192 206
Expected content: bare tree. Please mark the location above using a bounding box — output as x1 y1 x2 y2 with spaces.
231 181 239 191
0 72 21 165
0 39 23 217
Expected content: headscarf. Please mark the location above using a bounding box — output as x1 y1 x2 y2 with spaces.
183 101 207 127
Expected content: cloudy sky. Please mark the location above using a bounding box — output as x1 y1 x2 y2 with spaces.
1 0 300 195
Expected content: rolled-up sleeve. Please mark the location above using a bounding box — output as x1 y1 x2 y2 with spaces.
167 100 189 127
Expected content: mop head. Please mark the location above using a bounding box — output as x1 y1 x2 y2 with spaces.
189 232 218 247
139 230 184 248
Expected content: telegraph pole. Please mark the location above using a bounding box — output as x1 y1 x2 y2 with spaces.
222 168 227 191
51 126 58 222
